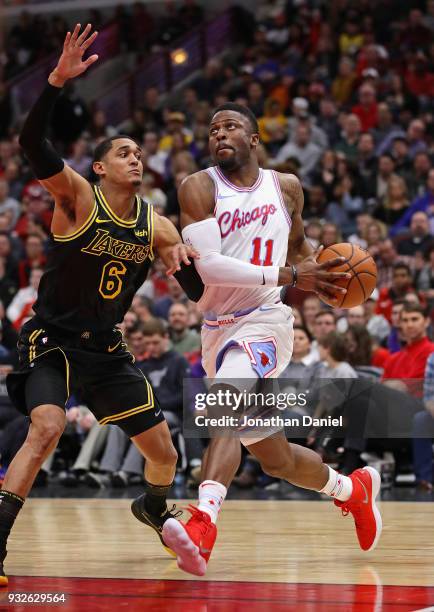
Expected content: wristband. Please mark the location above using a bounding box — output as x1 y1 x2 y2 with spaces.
290 265 297 287
262 266 280 286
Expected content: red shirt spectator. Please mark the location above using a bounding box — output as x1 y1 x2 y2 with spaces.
352 84 378 131
14 181 52 241
18 234 46 288
383 304 434 396
372 346 390 369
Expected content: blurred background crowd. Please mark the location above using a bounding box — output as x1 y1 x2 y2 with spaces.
0 0 434 494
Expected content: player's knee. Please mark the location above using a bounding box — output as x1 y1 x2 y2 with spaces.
29 417 66 457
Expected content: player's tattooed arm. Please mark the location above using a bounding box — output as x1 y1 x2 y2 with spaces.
278 173 314 264
278 173 350 303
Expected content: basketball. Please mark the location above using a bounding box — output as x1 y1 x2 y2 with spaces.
316 243 377 308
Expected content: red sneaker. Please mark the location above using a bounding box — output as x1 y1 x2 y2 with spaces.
162 505 217 576
334 466 382 552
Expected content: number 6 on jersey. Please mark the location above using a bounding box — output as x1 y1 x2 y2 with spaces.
99 260 127 299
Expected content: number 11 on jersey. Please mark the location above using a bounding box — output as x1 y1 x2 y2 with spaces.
250 237 274 266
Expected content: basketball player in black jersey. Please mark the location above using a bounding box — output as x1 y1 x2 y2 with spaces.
0 25 202 585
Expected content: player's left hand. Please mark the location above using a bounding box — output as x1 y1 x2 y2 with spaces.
165 243 200 275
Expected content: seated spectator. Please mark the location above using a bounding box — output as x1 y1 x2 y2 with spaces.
126 322 150 368
417 244 434 312
152 276 187 320
64 138 92 178
273 123 322 184
0 257 17 308
395 211 433 258
375 154 397 204
305 185 328 219
18 234 46 288
347 213 372 249
331 56 357 106
390 168 434 236
309 149 338 202
14 181 52 241
412 351 434 491
335 114 361 162
139 173 167 215
320 222 341 248
167 302 200 359
326 172 364 235
131 295 154 323
406 119 428 159
365 219 387 258
301 295 321 336
257 98 287 146
287 98 328 150
0 178 20 230
356 132 377 199
375 239 414 289
280 325 319 380
374 103 402 157
0 232 19 285
373 175 409 226
376 263 415 322
351 83 378 132
382 303 434 398
159 112 193 153
363 297 391 342
6 267 42 330
309 310 337 362
407 151 432 200
142 131 167 179
344 324 385 377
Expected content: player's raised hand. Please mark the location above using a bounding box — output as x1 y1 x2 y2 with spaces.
49 24 99 87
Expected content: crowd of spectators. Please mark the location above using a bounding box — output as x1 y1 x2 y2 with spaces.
0 0 434 492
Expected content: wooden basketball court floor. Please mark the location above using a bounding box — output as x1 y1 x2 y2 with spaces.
3 498 434 611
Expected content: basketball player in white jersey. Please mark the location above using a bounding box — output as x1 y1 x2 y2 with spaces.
162 103 382 576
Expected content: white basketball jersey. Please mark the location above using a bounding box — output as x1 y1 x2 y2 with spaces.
198 166 291 317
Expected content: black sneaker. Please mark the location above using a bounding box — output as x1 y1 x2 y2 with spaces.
131 494 182 557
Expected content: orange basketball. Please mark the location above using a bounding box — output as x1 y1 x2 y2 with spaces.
316 243 377 308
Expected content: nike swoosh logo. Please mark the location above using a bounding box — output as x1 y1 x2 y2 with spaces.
107 340 122 353
217 194 236 199
200 546 212 554
259 305 276 312
155 408 162 417
95 218 112 224
356 476 369 504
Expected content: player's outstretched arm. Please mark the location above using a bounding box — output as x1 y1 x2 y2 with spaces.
179 172 297 288
19 24 98 234
153 212 198 274
279 173 351 305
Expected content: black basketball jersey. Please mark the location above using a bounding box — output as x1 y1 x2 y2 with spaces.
34 185 154 332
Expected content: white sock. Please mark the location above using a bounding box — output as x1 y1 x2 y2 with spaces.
319 466 353 501
197 480 227 523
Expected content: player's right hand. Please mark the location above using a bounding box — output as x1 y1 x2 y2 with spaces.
49 24 99 87
293 245 351 305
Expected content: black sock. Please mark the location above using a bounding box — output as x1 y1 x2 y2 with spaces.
0 490 25 561
143 480 173 516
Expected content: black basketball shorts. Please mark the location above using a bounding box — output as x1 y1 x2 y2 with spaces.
6 316 164 438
